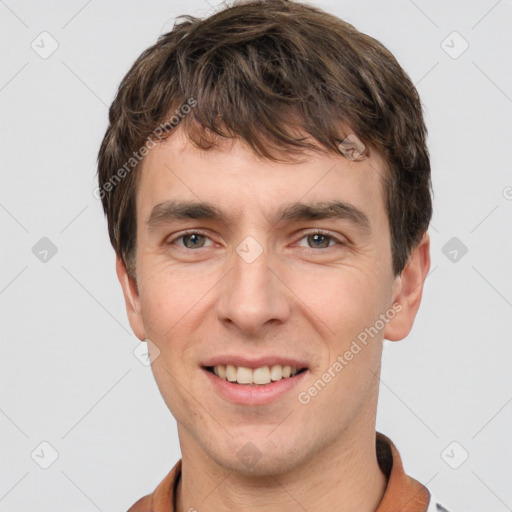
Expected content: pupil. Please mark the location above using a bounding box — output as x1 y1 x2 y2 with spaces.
185 234 204 248
310 234 328 248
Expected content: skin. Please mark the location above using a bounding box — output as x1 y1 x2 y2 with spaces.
116 126 431 512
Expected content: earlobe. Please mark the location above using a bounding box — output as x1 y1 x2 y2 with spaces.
115 255 146 341
383 232 431 342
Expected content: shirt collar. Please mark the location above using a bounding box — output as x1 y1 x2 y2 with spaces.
374 431 431 511
138 431 431 512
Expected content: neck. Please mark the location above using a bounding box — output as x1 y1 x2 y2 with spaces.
175 422 388 512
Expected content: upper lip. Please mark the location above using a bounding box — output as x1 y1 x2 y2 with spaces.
202 356 309 369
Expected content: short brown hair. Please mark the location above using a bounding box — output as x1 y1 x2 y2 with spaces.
97 0 432 280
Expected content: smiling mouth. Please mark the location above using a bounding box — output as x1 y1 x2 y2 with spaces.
204 364 308 386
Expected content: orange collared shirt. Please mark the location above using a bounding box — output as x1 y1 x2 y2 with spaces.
127 431 448 512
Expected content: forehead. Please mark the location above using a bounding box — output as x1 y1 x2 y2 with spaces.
136 127 389 231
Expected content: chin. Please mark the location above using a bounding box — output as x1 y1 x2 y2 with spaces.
208 434 310 477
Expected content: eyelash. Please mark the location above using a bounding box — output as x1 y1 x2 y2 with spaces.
167 229 345 252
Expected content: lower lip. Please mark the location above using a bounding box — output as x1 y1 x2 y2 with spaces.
202 367 308 405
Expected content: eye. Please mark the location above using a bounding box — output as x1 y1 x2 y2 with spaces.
167 229 345 252
296 230 344 250
168 231 214 249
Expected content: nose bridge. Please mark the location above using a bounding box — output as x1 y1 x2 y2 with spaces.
216 235 290 333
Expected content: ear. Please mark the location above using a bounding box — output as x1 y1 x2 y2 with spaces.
384 232 431 342
116 255 146 341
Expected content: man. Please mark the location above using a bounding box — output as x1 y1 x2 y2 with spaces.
97 1 452 510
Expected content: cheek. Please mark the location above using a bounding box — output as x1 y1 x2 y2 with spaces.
149 361 204 435
301 271 384 421
138 259 217 340
292 264 385 340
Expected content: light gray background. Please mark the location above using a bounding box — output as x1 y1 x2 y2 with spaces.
1 0 511 511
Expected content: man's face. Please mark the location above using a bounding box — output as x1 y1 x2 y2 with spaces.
119 128 413 475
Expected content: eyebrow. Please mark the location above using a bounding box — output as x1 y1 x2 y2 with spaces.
146 199 371 234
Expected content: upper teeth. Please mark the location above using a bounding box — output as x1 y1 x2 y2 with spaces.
213 364 299 385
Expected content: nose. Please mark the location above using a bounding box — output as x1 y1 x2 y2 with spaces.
216 240 291 335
